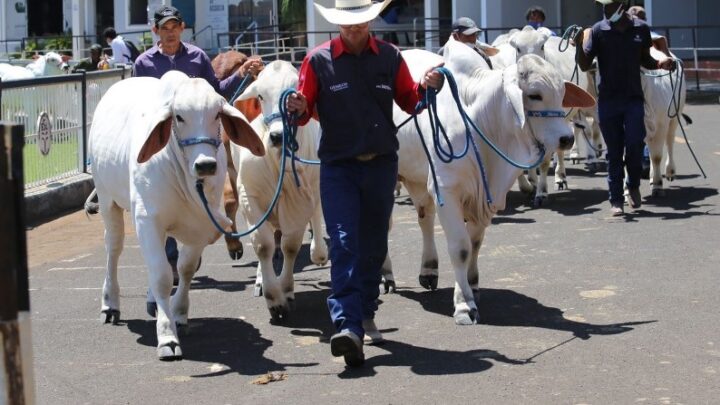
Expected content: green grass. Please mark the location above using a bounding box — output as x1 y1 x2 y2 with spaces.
23 137 82 186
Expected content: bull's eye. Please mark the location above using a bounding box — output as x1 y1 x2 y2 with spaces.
176 115 185 123
215 113 220 120
257 94 264 101
515 47 521 54
541 44 545 51
528 94 543 101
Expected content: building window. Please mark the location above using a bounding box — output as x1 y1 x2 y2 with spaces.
129 0 149 26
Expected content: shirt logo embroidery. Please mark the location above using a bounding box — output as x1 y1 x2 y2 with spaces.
375 84 391 91
634 34 642 42
329 82 349 92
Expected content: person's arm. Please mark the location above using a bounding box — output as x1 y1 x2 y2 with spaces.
574 28 595 72
198 52 240 99
639 27 676 71
394 56 444 115
286 56 318 126
132 53 153 77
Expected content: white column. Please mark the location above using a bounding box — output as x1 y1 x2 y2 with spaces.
1 0 6 42
424 0 439 51
71 0 85 59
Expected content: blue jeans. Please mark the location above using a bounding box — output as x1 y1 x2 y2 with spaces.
598 98 646 205
321 154 398 338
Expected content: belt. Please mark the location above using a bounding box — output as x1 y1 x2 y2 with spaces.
355 153 378 162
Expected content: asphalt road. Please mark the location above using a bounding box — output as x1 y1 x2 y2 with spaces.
25 103 720 404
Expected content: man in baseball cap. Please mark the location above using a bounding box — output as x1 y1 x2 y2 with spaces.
575 0 675 216
452 17 481 36
443 17 497 65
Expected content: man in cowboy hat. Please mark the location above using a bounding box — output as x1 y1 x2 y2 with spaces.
287 0 444 367
575 0 676 216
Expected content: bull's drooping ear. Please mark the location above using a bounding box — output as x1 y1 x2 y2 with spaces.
563 81 596 108
221 102 265 157
137 107 173 163
503 64 526 128
234 98 262 123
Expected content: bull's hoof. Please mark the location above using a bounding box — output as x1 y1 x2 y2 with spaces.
555 180 568 190
146 302 157 318
651 188 666 198
532 195 546 208
454 309 478 326
269 306 289 323
253 284 263 297
381 277 396 294
419 275 438 291
176 322 189 336
157 342 182 361
227 243 243 260
100 309 120 324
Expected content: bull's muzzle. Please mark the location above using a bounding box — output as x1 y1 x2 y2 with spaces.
558 135 575 150
194 158 217 177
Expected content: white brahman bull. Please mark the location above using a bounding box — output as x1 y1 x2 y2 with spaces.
393 44 594 324
641 47 687 197
232 60 328 321
496 26 603 206
0 52 69 80
90 71 264 360
382 40 493 293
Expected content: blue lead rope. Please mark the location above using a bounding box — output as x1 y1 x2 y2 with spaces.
417 67 547 206
196 97 295 239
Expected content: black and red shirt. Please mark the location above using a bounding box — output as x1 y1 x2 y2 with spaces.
297 36 424 162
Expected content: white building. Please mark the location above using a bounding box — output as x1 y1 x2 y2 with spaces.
1 0 718 57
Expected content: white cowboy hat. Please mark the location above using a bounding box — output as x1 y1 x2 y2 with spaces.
314 0 392 26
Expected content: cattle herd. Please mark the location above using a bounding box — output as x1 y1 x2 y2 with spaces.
81 27 686 360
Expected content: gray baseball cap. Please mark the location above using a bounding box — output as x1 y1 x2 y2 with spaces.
452 17 482 35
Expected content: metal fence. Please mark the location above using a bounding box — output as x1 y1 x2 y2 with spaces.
0 67 129 189
223 24 720 91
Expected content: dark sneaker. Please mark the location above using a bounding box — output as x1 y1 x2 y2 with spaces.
330 330 364 367
610 204 624 217
626 188 642 209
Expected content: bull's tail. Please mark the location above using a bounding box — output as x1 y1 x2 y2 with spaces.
84 188 99 216
682 113 693 125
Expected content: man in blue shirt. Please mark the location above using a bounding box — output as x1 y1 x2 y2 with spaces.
134 6 261 99
575 0 675 216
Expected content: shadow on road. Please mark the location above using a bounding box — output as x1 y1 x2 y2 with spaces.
397 287 656 340
124 317 318 377
190 275 254 293
337 341 526 379
640 185 718 212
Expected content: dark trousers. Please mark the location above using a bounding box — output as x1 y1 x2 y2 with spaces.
598 98 646 205
320 154 398 338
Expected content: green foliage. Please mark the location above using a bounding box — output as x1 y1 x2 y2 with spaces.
280 0 307 30
45 35 72 51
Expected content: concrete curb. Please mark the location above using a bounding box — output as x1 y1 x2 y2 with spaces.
24 174 94 225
